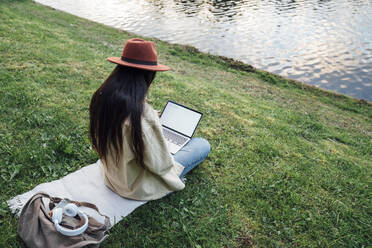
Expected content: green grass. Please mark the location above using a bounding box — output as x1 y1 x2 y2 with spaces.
1 0 371 247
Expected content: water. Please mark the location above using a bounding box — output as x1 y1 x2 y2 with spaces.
35 0 372 102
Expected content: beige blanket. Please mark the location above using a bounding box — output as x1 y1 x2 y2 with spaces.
7 160 147 226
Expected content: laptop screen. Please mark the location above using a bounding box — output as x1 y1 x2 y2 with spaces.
160 101 202 137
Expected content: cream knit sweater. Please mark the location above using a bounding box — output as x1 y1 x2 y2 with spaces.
100 102 185 201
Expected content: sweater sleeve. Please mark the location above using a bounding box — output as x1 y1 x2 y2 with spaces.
142 109 185 191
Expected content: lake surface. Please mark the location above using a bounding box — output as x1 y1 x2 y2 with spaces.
35 0 372 101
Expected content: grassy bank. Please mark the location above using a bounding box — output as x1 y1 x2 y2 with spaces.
1 0 371 247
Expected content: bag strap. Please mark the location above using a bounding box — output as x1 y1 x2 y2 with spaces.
70 201 100 214
72 201 111 228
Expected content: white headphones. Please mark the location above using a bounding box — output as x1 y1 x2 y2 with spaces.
51 200 89 236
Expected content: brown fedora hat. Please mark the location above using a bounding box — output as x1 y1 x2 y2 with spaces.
107 38 170 71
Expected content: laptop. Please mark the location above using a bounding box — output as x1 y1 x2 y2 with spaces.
160 101 203 154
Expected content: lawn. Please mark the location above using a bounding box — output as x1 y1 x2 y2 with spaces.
0 0 371 247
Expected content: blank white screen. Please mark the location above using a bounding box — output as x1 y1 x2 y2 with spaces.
160 102 202 137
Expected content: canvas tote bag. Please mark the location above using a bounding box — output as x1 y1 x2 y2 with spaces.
18 192 111 248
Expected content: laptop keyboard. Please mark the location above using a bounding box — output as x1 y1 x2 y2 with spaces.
163 128 188 146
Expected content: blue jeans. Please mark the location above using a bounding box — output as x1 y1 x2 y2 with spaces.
173 137 211 178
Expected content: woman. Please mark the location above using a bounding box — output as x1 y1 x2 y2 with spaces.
89 38 211 201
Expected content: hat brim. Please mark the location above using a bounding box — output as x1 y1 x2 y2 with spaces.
107 57 170 71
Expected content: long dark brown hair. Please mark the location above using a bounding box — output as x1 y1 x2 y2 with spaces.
89 65 156 167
